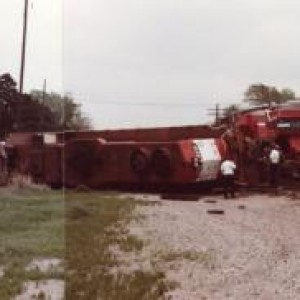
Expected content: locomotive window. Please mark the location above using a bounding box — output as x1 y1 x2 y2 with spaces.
277 119 300 129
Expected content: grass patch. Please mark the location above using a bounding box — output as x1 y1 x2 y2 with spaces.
0 188 172 299
65 192 172 299
118 234 145 252
0 187 64 300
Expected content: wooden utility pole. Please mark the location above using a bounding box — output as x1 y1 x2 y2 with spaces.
207 103 226 125
19 0 29 93
42 79 47 103
215 103 220 125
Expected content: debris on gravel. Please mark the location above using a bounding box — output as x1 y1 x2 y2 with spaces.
237 205 246 210
204 199 217 204
207 209 225 215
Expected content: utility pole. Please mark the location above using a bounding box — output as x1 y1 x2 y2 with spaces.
39 79 47 131
215 103 220 125
207 103 225 125
19 0 29 94
42 79 47 103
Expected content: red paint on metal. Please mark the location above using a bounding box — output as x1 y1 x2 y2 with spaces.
4 102 300 189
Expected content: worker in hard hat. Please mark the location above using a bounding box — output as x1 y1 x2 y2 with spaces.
220 156 237 199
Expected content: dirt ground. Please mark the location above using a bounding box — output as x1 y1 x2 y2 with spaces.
125 191 300 300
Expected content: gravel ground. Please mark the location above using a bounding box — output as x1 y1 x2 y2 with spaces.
126 192 300 300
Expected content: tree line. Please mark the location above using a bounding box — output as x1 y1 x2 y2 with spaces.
0 73 90 138
221 83 298 123
1 72 298 137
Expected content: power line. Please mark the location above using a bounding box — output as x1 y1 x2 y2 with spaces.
88 101 207 107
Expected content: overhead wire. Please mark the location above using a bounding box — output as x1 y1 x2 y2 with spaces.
83 100 208 108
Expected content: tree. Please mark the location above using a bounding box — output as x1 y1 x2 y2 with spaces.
280 88 296 102
223 104 240 119
16 94 55 132
0 73 19 137
0 73 18 104
0 72 91 137
244 83 296 106
31 90 91 131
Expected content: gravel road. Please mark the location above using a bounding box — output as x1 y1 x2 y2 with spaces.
127 192 300 300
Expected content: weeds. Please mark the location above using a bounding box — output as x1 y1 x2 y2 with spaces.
0 188 173 299
65 192 172 299
119 234 145 252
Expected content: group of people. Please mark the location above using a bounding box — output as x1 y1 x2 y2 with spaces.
220 144 282 199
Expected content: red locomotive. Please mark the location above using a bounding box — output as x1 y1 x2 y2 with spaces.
230 102 300 185
2 102 300 190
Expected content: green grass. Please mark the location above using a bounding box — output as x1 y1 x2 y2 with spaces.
118 234 145 252
65 192 171 300
0 187 171 299
0 187 64 299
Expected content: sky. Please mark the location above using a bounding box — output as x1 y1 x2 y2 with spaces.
0 0 62 92
1 0 300 129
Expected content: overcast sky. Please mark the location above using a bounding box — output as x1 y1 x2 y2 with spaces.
1 0 300 129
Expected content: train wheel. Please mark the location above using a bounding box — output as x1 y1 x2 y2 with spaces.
130 148 151 177
65 141 102 183
151 147 173 178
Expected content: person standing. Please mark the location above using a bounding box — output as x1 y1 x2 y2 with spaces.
0 141 7 185
269 144 282 188
0 141 7 170
220 157 237 199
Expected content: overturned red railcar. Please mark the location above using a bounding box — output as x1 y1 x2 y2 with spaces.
3 102 300 190
4 125 227 191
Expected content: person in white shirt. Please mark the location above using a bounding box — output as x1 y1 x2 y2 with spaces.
0 141 6 159
220 157 237 199
269 144 282 188
0 141 7 176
